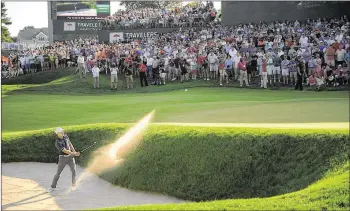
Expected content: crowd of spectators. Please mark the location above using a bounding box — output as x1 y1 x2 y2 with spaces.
100 2 217 30
2 15 350 91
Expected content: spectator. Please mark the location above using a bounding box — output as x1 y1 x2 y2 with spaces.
261 57 268 89
238 57 249 87
139 62 148 87
336 47 346 67
92 64 100 89
110 64 118 90
125 64 134 89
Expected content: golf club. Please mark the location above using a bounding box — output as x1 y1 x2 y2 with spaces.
80 142 97 153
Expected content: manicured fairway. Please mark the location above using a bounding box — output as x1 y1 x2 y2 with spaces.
2 87 349 132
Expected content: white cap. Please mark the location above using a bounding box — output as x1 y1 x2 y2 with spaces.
55 127 64 134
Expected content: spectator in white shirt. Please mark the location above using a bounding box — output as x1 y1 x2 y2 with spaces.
76 55 85 78
299 34 308 48
335 47 346 67
208 52 218 79
233 53 241 80
110 64 118 90
146 56 154 77
92 64 100 89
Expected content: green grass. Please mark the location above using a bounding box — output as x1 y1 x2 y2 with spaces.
1 69 349 210
2 124 349 210
97 162 350 211
2 68 349 132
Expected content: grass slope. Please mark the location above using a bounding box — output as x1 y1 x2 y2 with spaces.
97 162 350 211
2 67 349 96
2 124 349 210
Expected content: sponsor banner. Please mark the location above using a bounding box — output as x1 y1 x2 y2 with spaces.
98 28 181 43
76 22 102 31
109 32 124 43
64 22 76 31
63 21 102 32
124 32 158 39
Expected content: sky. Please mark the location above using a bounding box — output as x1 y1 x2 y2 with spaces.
4 1 221 37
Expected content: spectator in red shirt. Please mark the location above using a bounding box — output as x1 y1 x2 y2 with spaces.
326 45 336 67
238 58 249 87
139 63 148 87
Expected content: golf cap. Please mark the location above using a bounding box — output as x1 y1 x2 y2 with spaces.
55 127 64 134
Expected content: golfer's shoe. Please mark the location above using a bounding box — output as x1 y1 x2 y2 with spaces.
71 186 77 191
47 187 55 193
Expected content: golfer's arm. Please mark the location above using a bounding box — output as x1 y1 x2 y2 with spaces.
62 148 75 155
69 142 76 152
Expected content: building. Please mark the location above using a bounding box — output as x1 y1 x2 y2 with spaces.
16 26 50 49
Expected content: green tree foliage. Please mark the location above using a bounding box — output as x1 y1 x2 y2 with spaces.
1 2 13 43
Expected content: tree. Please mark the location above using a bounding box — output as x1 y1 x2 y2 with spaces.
11 36 17 42
1 2 13 43
120 1 181 10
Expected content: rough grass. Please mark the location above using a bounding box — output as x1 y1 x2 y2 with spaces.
96 162 350 211
2 124 349 208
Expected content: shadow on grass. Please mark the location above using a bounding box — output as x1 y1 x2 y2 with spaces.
2 69 76 85
2 68 349 96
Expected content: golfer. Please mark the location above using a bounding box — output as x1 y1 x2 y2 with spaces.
47 127 80 193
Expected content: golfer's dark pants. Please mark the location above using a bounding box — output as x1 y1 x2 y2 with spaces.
295 75 303 91
140 72 148 86
51 155 76 188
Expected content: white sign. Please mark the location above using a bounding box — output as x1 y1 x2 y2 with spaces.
76 22 101 31
109 32 124 43
124 32 158 39
64 22 76 31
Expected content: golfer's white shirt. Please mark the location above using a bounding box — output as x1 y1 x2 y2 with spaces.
92 67 100 77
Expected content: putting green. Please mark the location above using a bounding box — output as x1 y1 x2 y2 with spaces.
2 87 349 133
2 69 349 133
